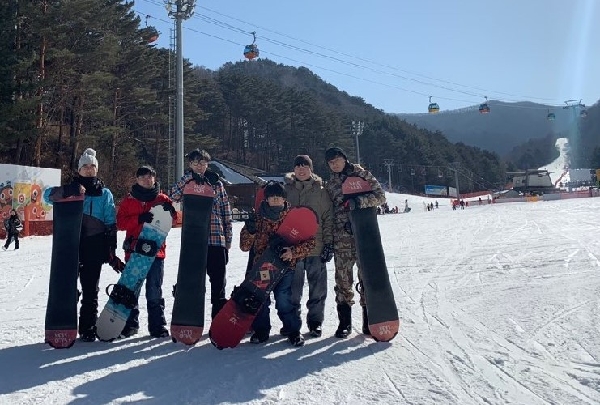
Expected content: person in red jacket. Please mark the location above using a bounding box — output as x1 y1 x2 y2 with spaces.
116 165 176 338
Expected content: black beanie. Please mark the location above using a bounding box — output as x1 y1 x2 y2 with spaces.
136 165 156 177
264 181 287 199
325 147 347 162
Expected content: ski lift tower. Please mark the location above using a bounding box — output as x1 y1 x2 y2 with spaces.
165 0 196 178
351 120 364 165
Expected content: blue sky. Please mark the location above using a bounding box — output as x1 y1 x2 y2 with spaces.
134 0 599 114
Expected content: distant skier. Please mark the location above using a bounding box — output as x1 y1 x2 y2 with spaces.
3 209 22 250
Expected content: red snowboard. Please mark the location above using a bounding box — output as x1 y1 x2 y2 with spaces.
209 206 318 349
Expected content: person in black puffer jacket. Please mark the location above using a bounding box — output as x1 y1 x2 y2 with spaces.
3 209 22 250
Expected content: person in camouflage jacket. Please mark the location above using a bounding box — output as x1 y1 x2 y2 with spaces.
240 181 315 347
324 147 386 338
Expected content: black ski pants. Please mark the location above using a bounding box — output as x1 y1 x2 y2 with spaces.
4 232 19 249
207 245 228 318
78 233 106 334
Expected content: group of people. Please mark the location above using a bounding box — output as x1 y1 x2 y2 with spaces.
42 145 387 348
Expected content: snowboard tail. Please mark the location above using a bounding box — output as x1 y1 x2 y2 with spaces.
44 196 84 349
209 254 289 349
209 206 318 349
170 182 215 345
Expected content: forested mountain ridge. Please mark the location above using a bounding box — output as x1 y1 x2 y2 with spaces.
397 100 600 170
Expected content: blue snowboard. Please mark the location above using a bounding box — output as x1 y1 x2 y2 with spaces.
96 205 172 341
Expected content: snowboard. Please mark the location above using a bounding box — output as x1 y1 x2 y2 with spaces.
342 176 399 342
209 206 318 349
44 195 84 349
96 204 173 341
170 181 215 345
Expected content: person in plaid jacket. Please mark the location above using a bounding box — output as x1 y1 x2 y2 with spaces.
169 149 233 318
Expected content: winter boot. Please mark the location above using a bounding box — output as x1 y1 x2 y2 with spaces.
362 306 371 335
250 329 270 344
79 326 97 342
119 325 139 339
334 303 352 338
288 331 305 347
150 327 169 338
308 321 322 338
211 298 228 319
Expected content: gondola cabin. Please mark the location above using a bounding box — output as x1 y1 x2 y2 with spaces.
244 44 259 60
141 27 159 44
580 109 588 118
478 103 490 114
547 112 555 121
428 102 440 113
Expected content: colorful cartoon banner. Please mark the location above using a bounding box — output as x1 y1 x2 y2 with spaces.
0 164 61 221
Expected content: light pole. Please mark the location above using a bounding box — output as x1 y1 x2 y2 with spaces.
165 0 196 178
447 162 461 200
383 159 394 191
351 120 364 165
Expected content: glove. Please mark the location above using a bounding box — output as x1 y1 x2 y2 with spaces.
320 243 334 263
244 215 257 234
162 201 177 219
191 171 205 184
344 221 353 235
344 197 360 211
269 234 286 256
138 211 153 224
108 254 125 273
224 249 229 265
63 182 81 198
204 170 219 185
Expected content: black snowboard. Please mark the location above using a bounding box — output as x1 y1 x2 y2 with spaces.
170 181 215 345
342 177 399 342
44 195 84 348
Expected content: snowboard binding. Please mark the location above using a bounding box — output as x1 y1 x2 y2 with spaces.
231 285 264 315
105 283 137 309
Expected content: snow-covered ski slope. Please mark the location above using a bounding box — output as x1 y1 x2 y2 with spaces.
1 194 599 404
539 137 570 186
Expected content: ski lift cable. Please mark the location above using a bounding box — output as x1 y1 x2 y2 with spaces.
136 0 574 107
192 2 561 103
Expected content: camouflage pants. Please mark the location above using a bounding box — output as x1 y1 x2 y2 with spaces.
333 234 365 307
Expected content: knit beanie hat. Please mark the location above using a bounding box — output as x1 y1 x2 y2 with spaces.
264 181 287 199
293 155 313 171
136 165 156 177
78 148 98 171
325 147 347 162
